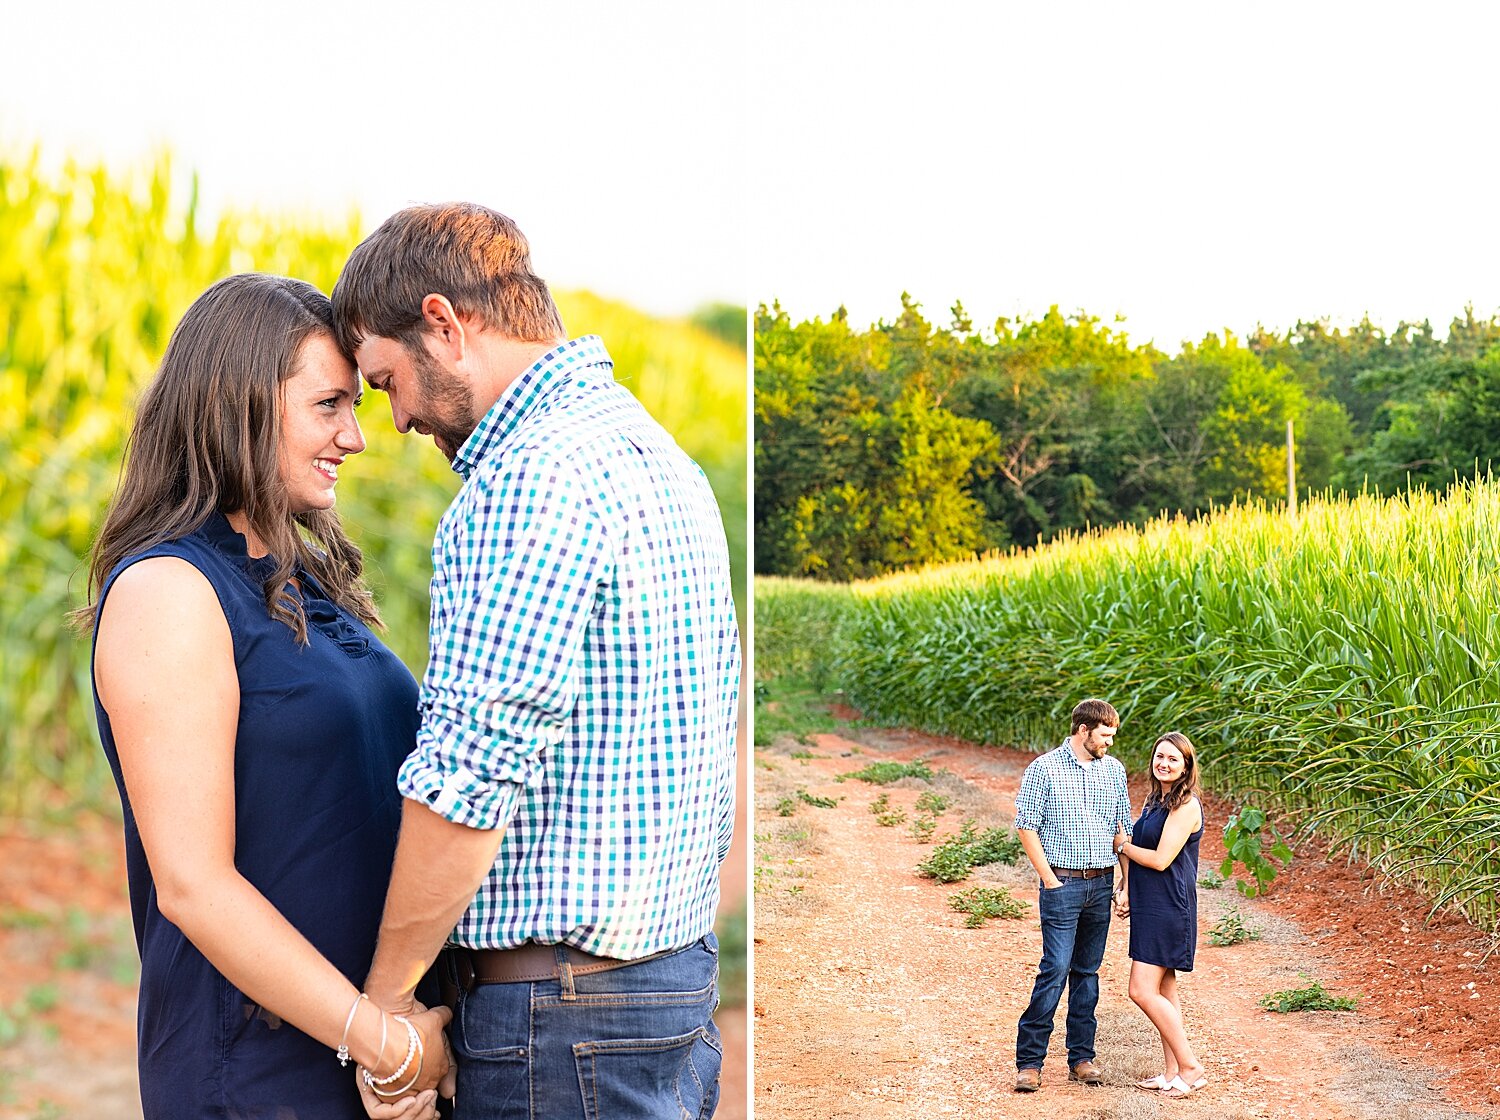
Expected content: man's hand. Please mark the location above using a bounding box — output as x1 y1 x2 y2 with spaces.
1113 889 1130 918
355 1003 453 1115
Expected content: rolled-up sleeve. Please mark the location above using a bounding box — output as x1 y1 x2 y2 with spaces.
1114 763 1134 840
1014 758 1048 833
397 452 612 831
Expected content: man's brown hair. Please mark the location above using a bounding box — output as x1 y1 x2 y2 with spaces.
1070 698 1119 735
331 202 565 358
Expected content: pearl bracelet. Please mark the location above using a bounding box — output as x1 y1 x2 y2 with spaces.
365 1018 424 1098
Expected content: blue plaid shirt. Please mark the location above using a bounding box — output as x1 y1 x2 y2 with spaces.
396 336 741 958
1014 742 1133 870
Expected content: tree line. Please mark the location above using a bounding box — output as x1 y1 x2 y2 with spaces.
755 295 1500 580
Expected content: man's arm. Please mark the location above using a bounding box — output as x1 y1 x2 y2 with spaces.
1018 828 1062 890
1113 763 1133 897
363 799 506 1012
367 454 612 1003
1014 759 1060 888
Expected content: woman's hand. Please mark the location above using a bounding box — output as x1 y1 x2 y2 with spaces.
355 1085 440 1120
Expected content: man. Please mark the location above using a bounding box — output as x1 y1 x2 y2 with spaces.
1012 698 1133 1093
331 203 739 1119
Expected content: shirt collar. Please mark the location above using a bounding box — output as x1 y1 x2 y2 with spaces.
451 335 613 479
1057 740 1093 769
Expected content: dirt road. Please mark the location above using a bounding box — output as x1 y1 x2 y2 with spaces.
754 723 1499 1120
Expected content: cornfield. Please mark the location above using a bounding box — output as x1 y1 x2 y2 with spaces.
756 481 1500 933
0 148 746 818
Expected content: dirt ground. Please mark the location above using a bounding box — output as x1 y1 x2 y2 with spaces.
0 725 751 1119
753 723 1500 1120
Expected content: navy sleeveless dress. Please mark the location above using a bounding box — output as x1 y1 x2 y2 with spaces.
1127 797 1204 971
92 512 420 1119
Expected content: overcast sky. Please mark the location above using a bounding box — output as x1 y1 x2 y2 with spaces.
748 1 1500 351
0 0 744 318
9 3 1500 351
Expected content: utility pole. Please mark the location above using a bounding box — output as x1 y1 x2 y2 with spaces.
1286 419 1297 518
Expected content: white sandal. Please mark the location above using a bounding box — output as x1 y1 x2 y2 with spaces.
1135 1074 1170 1091
1163 1074 1208 1098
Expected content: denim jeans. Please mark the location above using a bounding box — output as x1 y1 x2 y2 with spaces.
1015 873 1113 1071
450 935 722 1120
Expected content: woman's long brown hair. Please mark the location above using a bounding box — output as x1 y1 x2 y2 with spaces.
74 274 378 642
1144 731 1201 813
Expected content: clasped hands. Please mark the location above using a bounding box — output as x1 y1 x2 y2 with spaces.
354 996 456 1120
1112 826 1130 918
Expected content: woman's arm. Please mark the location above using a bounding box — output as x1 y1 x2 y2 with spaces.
1114 799 1202 872
96 558 447 1105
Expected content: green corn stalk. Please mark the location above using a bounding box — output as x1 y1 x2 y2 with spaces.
756 478 1500 933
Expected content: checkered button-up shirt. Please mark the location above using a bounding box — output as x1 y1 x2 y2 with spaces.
396 335 741 958
1014 742 1133 870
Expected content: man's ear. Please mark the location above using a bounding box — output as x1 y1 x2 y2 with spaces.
420 294 467 357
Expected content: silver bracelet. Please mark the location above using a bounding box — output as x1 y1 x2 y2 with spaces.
336 992 367 1067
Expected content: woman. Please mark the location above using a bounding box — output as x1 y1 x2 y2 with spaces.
1113 731 1207 1099
78 274 448 1118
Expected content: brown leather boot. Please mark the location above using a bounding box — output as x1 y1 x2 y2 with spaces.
1069 1060 1104 1084
1014 1068 1041 1092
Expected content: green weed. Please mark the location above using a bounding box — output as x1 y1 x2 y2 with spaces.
1207 906 1262 946
949 886 1028 927
1259 979 1356 1012
837 759 933 785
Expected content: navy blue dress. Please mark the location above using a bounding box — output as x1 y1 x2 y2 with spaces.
1127 797 1204 971
92 512 419 1119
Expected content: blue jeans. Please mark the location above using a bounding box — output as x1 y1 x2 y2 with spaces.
450 935 722 1120
1015 873 1113 1071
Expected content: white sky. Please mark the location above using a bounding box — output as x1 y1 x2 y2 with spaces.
749 1 1500 352
0 0 743 318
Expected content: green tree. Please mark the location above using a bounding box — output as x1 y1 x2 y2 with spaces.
776 389 999 580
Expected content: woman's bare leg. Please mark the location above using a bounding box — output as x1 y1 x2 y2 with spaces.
1128 961 1203 1088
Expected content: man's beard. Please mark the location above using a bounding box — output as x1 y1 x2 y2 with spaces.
410 342 479 459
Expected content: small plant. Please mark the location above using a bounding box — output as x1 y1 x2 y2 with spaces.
1198 867 1226 889
795 789 841 809
1220 804 1293 898
910 814 936 842
837 759 933 785
1258 978 1356 1012
969 826 1023 866
916 819 1024 882
869 793 907 827
915 791 951 816
790 748 815 760
949 886 1029 927
1208 906 1262 947
775 796 797 817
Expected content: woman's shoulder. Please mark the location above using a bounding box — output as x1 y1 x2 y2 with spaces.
1167 795 1203 822
100 556 224 629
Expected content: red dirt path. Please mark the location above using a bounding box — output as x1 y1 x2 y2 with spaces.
754 723 1499 1120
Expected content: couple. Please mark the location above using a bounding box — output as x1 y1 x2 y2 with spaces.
78 204 739 1119
1012 699 1207 1099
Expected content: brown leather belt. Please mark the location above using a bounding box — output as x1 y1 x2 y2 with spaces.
1051 866 1113 879
438 942 676 1006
